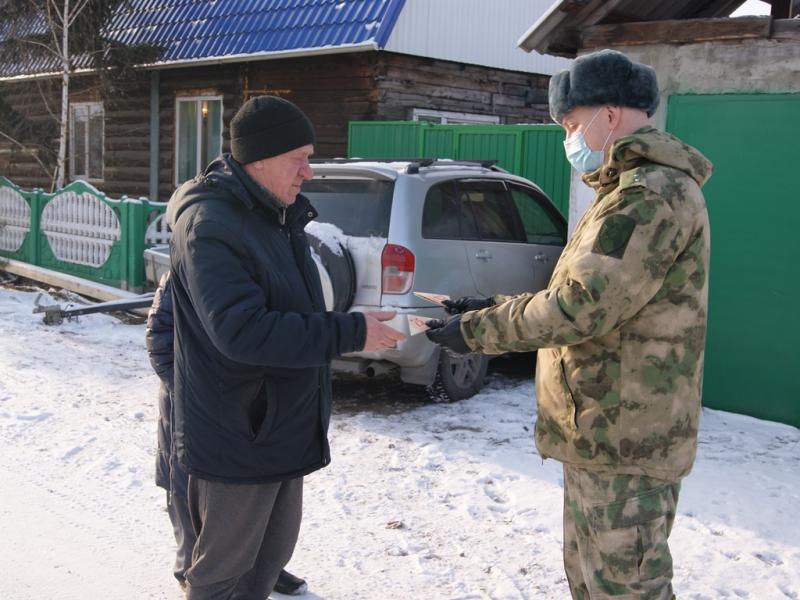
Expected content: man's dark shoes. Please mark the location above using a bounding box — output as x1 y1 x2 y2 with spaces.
274 569 307 595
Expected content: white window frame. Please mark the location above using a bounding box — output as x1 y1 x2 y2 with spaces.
412 108 500 125
69 101 104 182
174 95 224 186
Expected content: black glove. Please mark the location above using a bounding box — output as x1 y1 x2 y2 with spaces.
442 296 494 315
425 315 471 355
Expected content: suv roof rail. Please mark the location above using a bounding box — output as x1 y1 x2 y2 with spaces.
405 159 503 174
310 157 419 163
310 157 506 174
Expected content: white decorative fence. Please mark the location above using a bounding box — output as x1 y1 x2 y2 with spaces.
40 191 121 267
0 185 31 253
144 213 170 245
0 176 168 291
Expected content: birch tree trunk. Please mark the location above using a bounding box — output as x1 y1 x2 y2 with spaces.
55 0 70 190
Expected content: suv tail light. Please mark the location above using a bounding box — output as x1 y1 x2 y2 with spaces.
381 244 415 295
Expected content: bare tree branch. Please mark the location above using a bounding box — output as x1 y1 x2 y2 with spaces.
47 0 66 28
35 79 59 122
9 36 62 60
39 0 65 58
1 0 163 190
68 0 92 28
0 129 55 180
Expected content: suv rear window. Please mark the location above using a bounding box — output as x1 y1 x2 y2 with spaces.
509 185 567 246
421 181 460 239
302 179 393 237
422 179 566 245
459 180 525 242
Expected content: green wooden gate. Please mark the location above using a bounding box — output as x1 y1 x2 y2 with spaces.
667 93 800 427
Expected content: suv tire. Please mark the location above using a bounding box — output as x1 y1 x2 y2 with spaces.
426 350 489 402
306 231 356 312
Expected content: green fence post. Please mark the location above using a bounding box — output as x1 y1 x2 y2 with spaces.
29 188 42 266
114 197 128 291
513 129 524 175
417 122 427 157
124 198 147 292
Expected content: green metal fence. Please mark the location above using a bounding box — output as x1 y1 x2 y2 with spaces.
348 121 571 216
667 93 800 428
0 176 168 292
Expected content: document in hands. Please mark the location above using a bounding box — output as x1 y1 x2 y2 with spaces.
409 292 449 335
413 291 450 306
407 315 432 336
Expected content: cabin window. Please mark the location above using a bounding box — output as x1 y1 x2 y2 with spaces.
175 96 222 185
69 102 104 182
412 108 500 125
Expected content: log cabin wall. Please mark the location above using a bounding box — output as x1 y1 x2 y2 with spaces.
0 76 80 191
102 73 153 199
243 52 551 159
155 64 242 201
1 51 551 198
243 53 380 160
374 52 551 124
0 66 241 200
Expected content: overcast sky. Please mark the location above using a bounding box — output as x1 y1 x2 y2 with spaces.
731 0 771 16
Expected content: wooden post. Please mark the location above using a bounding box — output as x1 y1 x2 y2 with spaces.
149 71 160 203
771 0 791 18
582 18 772 49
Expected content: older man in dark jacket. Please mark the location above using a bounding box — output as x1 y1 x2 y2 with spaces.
145 272 309 596
166 96 403 600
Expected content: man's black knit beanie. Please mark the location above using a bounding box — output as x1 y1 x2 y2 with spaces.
230 96 315 164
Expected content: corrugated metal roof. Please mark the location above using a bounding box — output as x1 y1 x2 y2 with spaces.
111 0 406 62
0 0 406 78
517 0 749 57
384 0 571 76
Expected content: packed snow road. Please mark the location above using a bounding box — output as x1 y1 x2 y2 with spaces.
0 284 798 600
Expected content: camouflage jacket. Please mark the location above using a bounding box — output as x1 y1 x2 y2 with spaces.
461 127 712 480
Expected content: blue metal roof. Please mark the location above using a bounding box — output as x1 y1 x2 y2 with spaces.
1 0 406 77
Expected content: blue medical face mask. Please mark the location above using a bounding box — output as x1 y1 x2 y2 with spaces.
563 108 614 173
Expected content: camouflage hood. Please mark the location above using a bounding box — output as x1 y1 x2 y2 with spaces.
585 127 713 191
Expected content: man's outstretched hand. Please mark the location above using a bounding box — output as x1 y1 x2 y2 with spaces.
362 311 406 352
425 315 471 354
442 296 494 315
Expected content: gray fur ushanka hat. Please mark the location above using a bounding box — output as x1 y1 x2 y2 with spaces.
548 49 660 123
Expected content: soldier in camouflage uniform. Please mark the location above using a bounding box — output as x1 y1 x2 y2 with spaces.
427 49 712 599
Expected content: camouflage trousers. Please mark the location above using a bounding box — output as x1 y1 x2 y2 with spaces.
563 465 681 600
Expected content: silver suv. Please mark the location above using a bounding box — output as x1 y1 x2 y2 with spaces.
302 159 567 402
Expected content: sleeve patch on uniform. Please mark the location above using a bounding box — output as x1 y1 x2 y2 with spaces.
591 214 636 259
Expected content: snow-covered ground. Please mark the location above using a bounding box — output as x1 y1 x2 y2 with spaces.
1 284 798 600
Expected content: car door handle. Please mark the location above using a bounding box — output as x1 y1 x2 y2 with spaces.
475 249 492 261
534 253 548 263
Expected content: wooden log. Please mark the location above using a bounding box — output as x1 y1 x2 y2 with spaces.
582 17 772 48
380 53 535 85
772 18 800 40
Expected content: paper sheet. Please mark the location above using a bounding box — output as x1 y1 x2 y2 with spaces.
407 314 432 336
413 291 450 306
